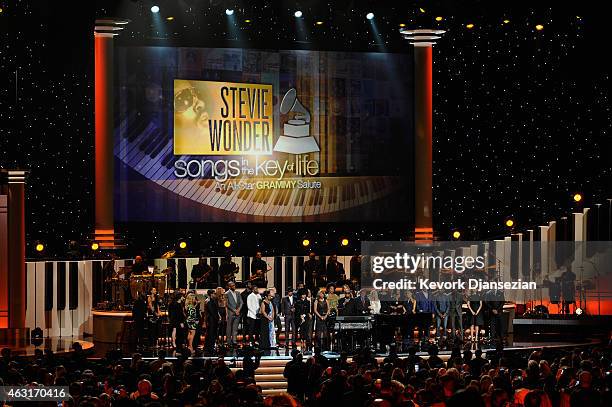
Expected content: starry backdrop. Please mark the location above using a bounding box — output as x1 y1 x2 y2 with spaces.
1 0 610 256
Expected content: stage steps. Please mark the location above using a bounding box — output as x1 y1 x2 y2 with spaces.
227 353 458 396
231 357 291 394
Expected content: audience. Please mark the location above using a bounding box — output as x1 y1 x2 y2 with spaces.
0 344 610 406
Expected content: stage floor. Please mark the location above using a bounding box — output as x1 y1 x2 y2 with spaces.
0 337 95 357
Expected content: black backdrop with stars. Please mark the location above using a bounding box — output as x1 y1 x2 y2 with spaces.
1 0 610 257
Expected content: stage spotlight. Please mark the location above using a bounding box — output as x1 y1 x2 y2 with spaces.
466 23 475 29
166 16 174 21
573 193 583 203
91 242 100 251
535 24 544 31
341 238 349 247
419 8 426 13
224 240 232 248
399 23 406 27
150 5 160 13
178 240 188 249
505 218 515 228
575 307 583 315
244 19 251 23
503 19 510 24
435 16 443 22
294 10 303 18
452 231 461 239
226 9 234 16
302 239 310 247
315 21 323 25
366 12 374 20
35 243 45 252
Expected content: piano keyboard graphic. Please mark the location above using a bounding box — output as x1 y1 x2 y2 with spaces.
115 116 401 218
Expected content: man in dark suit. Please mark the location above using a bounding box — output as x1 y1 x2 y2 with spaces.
326 254 345 287
303 252 321 290
282 287 297 348
354 289 371 315
205 290 219 356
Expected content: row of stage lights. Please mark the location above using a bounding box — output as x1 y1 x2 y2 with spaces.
150 5 549 31
451 193 584 240
33 236 350 255
31 192 589 254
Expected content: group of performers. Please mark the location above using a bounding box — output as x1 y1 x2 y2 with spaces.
108 252 509 355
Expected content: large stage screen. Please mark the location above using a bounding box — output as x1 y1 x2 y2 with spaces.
114 47 414 222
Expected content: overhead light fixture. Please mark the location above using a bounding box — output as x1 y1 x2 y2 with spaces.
224 240 232 248
466 23 475 29
150 5 160 13
573 193 583 203
366 12 374 20
91 242 100 251
294 10 303 18
302 239 310 247
505 218 515 228
452 231 461 239
435 16 443 22
315 21 323 25
35 243 45 252
244 19 251 23
226 9 234 16
178 240 187 249
341 238 349 247
535 24 544 31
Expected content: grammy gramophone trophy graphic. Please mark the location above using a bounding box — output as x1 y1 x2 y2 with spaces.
273 88 320 154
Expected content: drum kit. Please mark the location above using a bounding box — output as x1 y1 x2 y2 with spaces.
106 265 173 306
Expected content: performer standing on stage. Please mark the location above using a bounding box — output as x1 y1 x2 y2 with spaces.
259 290 276 355
355 289 371 315
282 287 297 348
190 257 212 289
467 289 484 349
132 293 147 349
389 291 407 315
295 289 312 351
560 262 576 315
168 292 186 349
325 284 339 314
250 252 270 287
486 287 505 345
433 289 450 341
225 281 242 348
368 290 381 314
205 290 219 356
313 291 330 350
185 293 199 353
415 288 433 340
337 289 353 315
240 282 252 344
215 287 227 346
303 252 322 290
147 287 162 348
326 254 345 287
449 289 465 343
246 285 261 346
219 255 239 284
